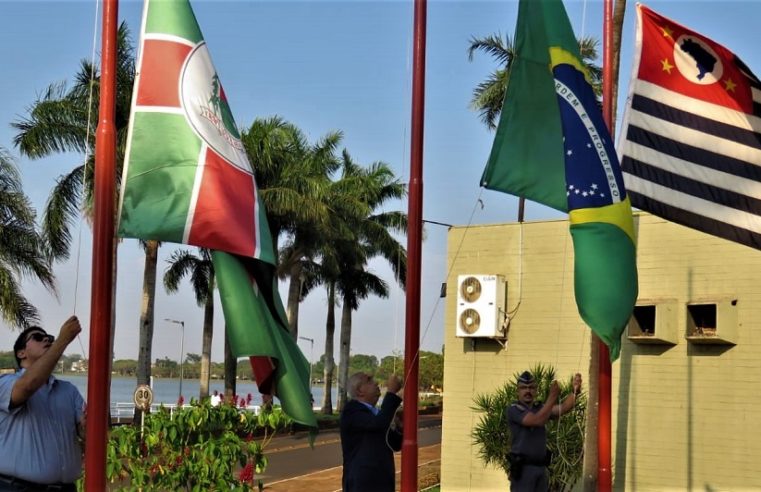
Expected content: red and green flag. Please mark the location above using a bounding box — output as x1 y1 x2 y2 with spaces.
480 0 638 360
117 0 315 426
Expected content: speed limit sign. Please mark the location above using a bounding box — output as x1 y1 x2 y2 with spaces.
133 384 153 412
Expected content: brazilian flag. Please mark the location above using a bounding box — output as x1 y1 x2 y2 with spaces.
480 0 638 360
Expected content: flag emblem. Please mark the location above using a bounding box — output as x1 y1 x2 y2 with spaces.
181 46 249 172
673 35 723 84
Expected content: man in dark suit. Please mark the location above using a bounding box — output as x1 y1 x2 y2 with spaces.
340 372 403 492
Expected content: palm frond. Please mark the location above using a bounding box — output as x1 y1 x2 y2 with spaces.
41 165 84 261
0 266 40 329
467 32 514 64
163 250 199 293
12 83 90 158
468 31 602 129
163 248 213 307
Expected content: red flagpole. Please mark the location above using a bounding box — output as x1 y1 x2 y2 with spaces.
598 0 614 490
401 0 426 489
84 0 118 489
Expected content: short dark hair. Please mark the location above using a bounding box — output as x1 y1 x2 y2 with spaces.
13 326 46 369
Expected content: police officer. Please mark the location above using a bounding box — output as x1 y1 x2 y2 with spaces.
504 371 582 492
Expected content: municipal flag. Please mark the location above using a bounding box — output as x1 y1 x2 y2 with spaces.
620 4 761 249
117 0 315 427
480 0 638 360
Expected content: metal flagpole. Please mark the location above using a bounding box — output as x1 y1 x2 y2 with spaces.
401 0 427 489
598 0 615 490
84 0 118 489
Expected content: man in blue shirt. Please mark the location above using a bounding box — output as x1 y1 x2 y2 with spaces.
0 316 84 491
505 371 582 492
340 372 403 492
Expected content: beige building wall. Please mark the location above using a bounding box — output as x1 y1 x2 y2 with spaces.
441 213 761 491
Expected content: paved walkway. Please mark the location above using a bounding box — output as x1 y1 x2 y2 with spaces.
264 443 441 492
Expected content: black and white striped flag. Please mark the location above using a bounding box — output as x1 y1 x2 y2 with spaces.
619 5 761 249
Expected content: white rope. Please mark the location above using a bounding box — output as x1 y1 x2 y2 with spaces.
392 33 413 376
72 0 101 357
403 188 486 389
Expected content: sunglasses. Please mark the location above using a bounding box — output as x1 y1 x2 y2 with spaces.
26 333 54 344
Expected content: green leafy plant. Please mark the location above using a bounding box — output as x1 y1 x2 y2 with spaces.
101 399 292 491
471 364 586 492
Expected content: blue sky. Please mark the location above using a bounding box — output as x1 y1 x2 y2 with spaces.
1 0 759 366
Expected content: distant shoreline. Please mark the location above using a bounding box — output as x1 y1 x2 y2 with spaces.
54 372 257 382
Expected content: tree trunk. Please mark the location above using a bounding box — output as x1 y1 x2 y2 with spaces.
336 298 352 412
285 262 302 340
582 336 601 490
321 282 336 415
224 330 236 403
109 235 118 414
134 240 158 423
610 0 627 134
199 273 215 399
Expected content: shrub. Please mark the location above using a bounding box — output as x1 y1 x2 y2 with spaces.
102 399 292 491
471 364 586 492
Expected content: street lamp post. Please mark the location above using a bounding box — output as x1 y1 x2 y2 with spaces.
165 318 185 403
298 336 315 387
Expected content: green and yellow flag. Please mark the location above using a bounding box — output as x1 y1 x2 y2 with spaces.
117 0 315 426
481 0 638 360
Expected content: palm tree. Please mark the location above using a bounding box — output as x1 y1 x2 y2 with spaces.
163 248 215 399
0 147 55 328
242 116 342 340
12 23 135 257
11 25 164 404
468 32 602 130
331 151 407 411
134 239 159 422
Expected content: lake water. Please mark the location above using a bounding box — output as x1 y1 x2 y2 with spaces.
58 374 337 409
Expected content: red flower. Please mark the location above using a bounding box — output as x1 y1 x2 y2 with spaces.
238 461 254 483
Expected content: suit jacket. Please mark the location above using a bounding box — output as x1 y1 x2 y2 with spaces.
340 393 403 492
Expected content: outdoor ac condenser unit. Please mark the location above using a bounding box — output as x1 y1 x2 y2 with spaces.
455 274 506 338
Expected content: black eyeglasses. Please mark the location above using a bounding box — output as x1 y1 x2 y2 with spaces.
26 333 54 344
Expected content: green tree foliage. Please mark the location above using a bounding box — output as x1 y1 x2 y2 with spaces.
419 351 444 391
468 33 602 130
471 364 586 491
376 351 443 391
235 360 254 380
185 353 201 364
376 353 403 382
0 148 55 328
348 354 379 375
103 399 291 490
0 351 16 370
112 359 137 377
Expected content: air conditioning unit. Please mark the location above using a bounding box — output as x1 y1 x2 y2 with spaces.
456 274 507 338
